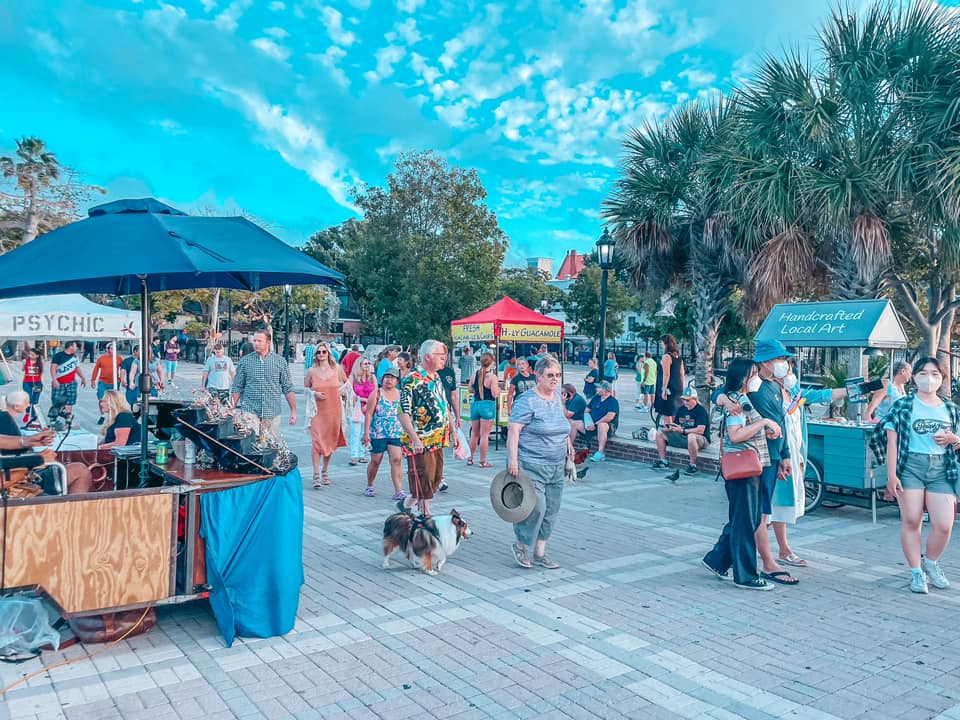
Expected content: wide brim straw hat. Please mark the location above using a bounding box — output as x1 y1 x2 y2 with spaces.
490 468 537 523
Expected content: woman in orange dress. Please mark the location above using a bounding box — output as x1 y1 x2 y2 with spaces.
305 342 347 488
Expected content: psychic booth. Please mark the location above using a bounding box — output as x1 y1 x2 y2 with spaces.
754 299 909 523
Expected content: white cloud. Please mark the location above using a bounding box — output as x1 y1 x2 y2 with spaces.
610 0 657 39
439 5 504 72
397 0 425 12
375 138 407 162
27 30 70 58
365 45 406 82
215 86 359 212
660 80 677 93
268 1 285 10
497 174 607 219
264 26 289 40
214 0 252 32
492 97 543 141
200 0 217 12
678 68 717 87
435 100 475 129
151 118 187 136
550 229 593 243
410 53 440 85
321 7 357 46
386 18 421 46
251 37 291 62
307 46 349 88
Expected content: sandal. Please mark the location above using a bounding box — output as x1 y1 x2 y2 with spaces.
778 553 808 567
478 462 493 468
363 486 375 497
312 474 323 489
321 472 331 486
466 458 474 466
349 459 359 466
359 457 368 464
761 571 799 586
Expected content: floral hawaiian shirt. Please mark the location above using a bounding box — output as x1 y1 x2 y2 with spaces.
398 365 451 456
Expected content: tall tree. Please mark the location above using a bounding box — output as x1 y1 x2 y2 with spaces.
605 100 745 389
497 267 563 311
558 262 633 344
0 136 104 249
324 151 507 344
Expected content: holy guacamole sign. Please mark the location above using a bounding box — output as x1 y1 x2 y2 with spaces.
755 300 908 348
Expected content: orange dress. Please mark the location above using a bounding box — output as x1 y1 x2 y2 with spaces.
308 370 347 455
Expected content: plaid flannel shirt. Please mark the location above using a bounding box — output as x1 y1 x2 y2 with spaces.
231 351 293 419
869 394 960 483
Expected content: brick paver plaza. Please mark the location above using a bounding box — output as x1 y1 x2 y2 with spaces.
2 362 959 719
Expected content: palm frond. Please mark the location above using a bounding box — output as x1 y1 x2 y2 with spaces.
744 226 815 320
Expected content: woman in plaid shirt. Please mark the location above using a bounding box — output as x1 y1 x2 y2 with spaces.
876 357 960 594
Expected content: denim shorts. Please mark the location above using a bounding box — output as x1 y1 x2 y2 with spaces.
370 437 401 454
471 399 496 421
900 453 956 495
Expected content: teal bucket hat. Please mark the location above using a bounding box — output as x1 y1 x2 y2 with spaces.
753 339 791 363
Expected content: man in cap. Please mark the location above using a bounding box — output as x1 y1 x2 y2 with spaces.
586 381 619 462
652 386 710 475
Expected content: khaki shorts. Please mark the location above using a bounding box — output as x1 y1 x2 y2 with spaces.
665 431 708 450
407 449 445 499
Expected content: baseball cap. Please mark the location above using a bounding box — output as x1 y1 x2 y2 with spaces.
381 366 400 380
681 386 698 401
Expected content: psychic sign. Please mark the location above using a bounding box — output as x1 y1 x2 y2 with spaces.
0 294 141 339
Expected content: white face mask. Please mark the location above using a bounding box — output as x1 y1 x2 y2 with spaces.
747 376 762 393
772 361 790 378
783 373 798 390
915 376 942 394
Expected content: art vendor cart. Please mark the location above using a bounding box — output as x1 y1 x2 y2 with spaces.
754 299 909 524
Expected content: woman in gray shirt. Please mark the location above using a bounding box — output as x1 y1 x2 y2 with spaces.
506 356 573 570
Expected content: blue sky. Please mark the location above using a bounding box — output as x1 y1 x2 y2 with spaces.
0 0 923 270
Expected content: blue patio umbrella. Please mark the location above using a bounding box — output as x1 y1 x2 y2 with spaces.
0 198 344 482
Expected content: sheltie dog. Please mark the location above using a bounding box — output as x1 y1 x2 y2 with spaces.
381 507 472 575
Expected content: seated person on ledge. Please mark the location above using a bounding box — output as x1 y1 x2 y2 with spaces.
98 389 140 449
586 381 619 462
652 386 710 475
562 383 588 444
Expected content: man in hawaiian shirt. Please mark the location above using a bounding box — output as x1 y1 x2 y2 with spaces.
398 339 462 516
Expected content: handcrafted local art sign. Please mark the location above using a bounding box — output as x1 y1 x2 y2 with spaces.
498 323 563 342
451 322 495 342
755 299 908 348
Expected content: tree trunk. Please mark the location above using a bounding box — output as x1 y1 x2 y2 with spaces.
210 288 221 339
693 320 720 404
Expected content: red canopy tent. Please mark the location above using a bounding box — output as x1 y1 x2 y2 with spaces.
450 296 564 346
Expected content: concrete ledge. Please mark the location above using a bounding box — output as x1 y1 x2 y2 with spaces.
577 435 721 474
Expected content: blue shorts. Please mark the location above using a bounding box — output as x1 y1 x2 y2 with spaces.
370 437 401 454
643 384 655 394
471 399 496 421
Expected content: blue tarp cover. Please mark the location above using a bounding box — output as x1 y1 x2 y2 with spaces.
200 469 304 646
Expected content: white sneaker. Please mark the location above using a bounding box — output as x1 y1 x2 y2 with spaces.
922 557 950 589
911 571 929 594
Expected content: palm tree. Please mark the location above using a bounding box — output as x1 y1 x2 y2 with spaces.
0 136 61 246
605 100 744 389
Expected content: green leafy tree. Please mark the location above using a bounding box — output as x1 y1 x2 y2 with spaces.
319 151 507 344
497 268 563 311
0 136 104 249
559 262 633 344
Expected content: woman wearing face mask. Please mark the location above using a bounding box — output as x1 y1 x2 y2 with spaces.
873 357 960 594
771 360 860 568
703 357 783 590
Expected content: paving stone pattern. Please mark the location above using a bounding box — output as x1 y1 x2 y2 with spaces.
2 360 959 719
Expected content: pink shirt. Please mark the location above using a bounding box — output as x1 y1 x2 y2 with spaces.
353 378 376 408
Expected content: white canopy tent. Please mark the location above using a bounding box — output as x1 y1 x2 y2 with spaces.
0 294 140 340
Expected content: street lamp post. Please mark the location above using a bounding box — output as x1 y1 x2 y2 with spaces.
299 303 307 343
283 284 291 360
595 228 616 381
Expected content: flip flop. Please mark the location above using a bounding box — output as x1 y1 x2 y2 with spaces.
761 571 799 586
478 462 493 468
778 553 808 567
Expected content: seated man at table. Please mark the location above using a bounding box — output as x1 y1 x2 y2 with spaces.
652 386 710 475
586 382 619 462
0 389 59 494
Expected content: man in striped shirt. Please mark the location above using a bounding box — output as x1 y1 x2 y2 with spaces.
231 330 296 437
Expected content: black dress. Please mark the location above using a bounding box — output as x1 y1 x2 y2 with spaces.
653 354 684 416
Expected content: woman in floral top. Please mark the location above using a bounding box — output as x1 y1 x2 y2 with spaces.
362 365 406 500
